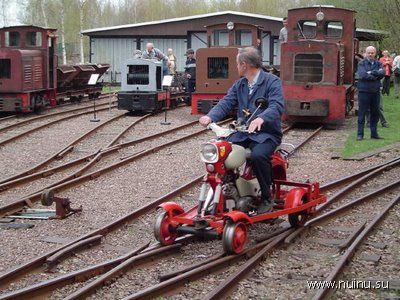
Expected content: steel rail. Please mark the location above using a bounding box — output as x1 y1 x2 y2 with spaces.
285 156 400 243
0 118 195 191
287 126 323 157
123 229 294 300
0 115 16 123
0 97 115 134
320 156 400 192
0 175 203 287
0 112 127 186
308 178 400 227
0 243 182 300
312 194 400 300
0 104 117 147
205 178 400 299
64 244 182 300
0 120 226 218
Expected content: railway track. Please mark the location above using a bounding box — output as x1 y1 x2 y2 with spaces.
0 93 115 133
0 127 348 299
1 155 397 299
0 116 218 217
0 122 309 215
1 124 397 299
0 101 117 147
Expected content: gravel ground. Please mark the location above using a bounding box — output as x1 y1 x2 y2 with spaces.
0 112 399 299
0 96 115 130
0 107 197 206
0 108 120 181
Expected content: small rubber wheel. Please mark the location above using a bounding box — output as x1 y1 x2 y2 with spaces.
41 189 55 206
222 221 248 254
288 212 308 228
154 211 178 245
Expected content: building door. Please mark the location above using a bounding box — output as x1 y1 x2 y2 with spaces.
261 32 271 65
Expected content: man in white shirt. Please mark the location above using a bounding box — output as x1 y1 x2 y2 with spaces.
279 17 288 43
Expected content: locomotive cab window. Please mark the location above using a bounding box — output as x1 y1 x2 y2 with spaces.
294 54 323 83
235 30 252 46
127 65 149 85
26 32 42 47
212 30 229 46
208 57 229 79
324 22 343 38
0 59 11 78
297 21 317 39
5 31 20 47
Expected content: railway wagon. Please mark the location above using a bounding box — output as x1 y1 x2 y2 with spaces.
0 25 109 112
281 6 357 126
117 57 185 113
191 22 262 115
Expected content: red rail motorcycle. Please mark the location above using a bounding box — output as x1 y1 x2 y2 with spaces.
154 116 326 254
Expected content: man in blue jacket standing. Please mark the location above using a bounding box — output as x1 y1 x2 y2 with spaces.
199 47 284 213
356 46 385 140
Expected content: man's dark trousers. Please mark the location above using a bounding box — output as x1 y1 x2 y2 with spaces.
186 79 196 105
358 91 380 137
233 138 276 201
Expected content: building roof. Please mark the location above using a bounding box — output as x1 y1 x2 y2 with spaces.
82 10 386 41
81 10 282 34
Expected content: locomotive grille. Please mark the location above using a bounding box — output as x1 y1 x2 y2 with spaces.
34 65 42 82
0 59 11 79
294 54 323 83
127 65 149 85
24 65 33 84
207 57 229 79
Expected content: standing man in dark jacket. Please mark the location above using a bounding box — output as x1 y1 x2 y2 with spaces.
199 47 284 213
356 46 385 140
184 49 196 105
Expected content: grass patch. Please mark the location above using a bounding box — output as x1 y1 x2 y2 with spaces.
342 92 400 158
102 85 121 93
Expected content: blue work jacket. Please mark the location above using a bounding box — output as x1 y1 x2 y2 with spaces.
357 59 385 93
207 70 284 145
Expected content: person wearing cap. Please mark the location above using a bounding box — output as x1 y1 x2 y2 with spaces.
184 49 196 105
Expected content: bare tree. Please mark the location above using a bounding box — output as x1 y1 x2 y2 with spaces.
40 0 48 27
59 1 67 64
78 0 87 63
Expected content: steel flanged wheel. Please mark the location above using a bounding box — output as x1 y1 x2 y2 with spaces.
41 189 55 206
222 221 248 254
154 211 178 245
288 212 308 228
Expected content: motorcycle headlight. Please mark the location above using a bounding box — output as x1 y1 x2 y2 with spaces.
200 143 219 163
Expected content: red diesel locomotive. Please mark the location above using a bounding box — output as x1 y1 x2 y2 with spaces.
191 22 263 115
0 25 109 113
281 6 357 126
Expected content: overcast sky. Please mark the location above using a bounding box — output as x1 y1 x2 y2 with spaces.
1 0 21 27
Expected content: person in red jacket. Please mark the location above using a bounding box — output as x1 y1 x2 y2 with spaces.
379 50 393 96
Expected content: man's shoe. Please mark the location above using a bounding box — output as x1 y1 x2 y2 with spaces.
382 123 389 128
257 200 274 214
357 135 363 141
371 135 384 139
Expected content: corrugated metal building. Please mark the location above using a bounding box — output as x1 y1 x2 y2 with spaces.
82 10 385 83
